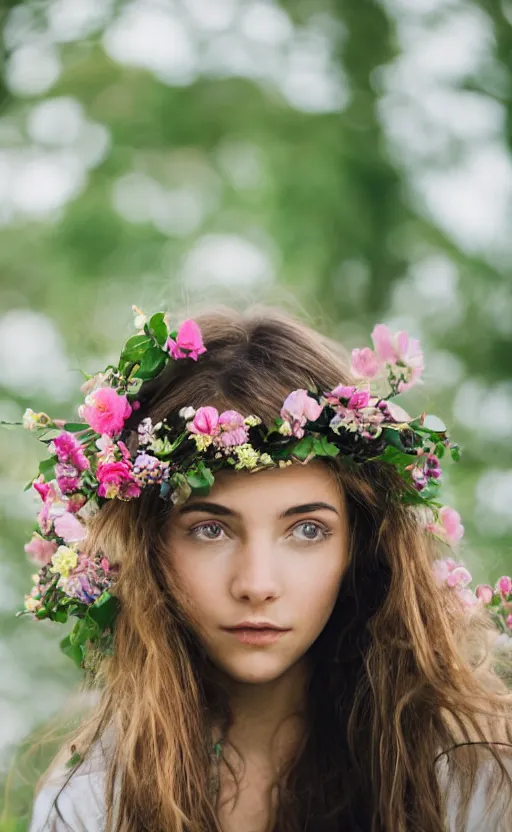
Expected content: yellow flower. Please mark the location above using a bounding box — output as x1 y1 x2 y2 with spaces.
244 415 262 427
191 433 213 452
50 545 78 578
259 453 274 466
234 444 260 470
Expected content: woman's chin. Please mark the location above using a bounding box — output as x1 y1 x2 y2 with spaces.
210 651 295 685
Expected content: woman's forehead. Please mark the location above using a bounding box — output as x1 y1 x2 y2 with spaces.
181 461 345 515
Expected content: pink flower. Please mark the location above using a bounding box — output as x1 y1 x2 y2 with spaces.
350 347 382 380
280 390 324 439
329 385 356 399
33 479 68 535
188 406 220 436
66 493 87 514
80 387 132 437
52 431 90 471
446 565 472 589
33 478 52 502
458 588 478 609
24 534 58 566
54 512 87 543
166 319 206 362
96 460 141 500
506 615 512 630
217 410 248 447
475 584 494 604
426 506 464 545
55 462 82 494
496 576 512 596
371 324 424 392
347 389 371 410
432 558 458 585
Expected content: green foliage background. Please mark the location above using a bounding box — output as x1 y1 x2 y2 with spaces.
1 0 512 826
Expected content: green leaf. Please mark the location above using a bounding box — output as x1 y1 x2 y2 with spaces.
313 435 339 458
69 617 100 647
381 427 408 451
38 456 57 481
450 445 461 462
120 334 153 363
187 463 215 495
62 422 87 432
133 345 167 380
53 610 68 623
88 592 119 630
292 436 314 460
59 635 84 669
148 312 168 346
434 442 446 459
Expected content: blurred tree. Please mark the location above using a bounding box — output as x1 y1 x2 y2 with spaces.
1 0 512 826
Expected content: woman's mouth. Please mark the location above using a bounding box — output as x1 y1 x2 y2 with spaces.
222 627 290 646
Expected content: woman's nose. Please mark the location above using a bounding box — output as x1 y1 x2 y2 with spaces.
229 538 281 604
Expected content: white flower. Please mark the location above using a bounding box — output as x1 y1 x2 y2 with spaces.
179 406 196 420
23 408 51 431
132 305 148 331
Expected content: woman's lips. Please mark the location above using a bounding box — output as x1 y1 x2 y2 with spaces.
223 628 290 646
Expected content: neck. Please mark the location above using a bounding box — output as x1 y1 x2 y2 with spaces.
213 658 309 760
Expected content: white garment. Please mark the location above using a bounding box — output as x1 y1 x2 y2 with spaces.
29 746 512 831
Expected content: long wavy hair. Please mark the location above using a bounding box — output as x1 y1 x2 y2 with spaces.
35 305 512 831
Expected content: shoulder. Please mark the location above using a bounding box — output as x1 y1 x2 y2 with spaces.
29 739 111 832
437 747 512 831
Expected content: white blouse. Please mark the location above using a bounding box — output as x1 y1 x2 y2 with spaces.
29 744 512 832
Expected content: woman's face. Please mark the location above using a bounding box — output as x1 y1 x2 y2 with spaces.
166 461 349 685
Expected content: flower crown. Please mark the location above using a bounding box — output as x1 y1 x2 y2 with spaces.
4 306 510 671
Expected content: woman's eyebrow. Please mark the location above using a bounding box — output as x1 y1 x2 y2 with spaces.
178 501 339 517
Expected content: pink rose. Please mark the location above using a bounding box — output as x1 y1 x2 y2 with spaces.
24 534 58 566
347 389 371 410
188 406 220 436
54 512 88 543
166 319 206 362
350 347 381 380
475 584 494 604
280 390 324 439
217 410 248 447
496 576 512 596
52 431 90 471
96 460 141 500
80 388 132 437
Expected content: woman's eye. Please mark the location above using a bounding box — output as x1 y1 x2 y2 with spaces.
292 522 330 542
189 522 225 541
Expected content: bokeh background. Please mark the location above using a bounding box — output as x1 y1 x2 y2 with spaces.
1 0 512 826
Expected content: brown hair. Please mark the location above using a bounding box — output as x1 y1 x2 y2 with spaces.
35 305 512 831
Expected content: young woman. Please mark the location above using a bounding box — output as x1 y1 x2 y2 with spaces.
25 306 512 831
